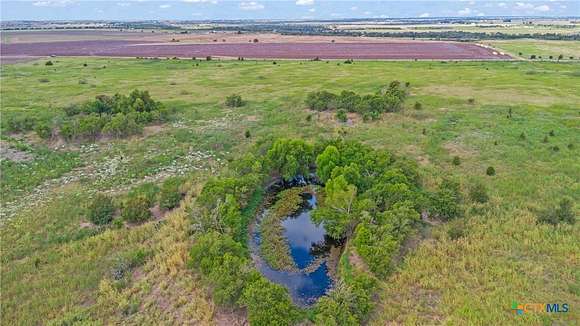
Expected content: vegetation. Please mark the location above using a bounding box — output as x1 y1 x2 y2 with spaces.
537 197 576 225
87 193 116 225
1 57 578 325
225 94 244 107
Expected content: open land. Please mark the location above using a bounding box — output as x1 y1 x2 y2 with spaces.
1 55 578 325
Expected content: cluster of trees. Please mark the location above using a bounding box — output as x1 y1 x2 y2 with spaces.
305 81 408 121
87 177 186 226
2 90 171 141
189 137 464 324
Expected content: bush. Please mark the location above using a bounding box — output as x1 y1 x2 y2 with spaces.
452 156 461 166
447 220 466 240
244 130 251 138
537 198 575 225
486 166 496 176
240 277 300 326
225 94 244 107
121 194 152 223
336 109 348 122
468 181 489 203
414 102 422 110
34 122 52 139
45 61 53 66
158 177 183 210
87 193 115 225
467 98 475 104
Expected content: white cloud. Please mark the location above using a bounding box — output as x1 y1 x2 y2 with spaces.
560 5 567 9
159 4 171 8
515 2 551 12
308 8 316 12
498 2 506 7
458 7 472 15
379 14 388 18
477 12 485 16
468 1 475 5
296 0 314 5
363 11 372 15
117 2 131 7
239 1 264 10
419 12 430 17
32 0 74 7
350 6 358 11
183 0 218 3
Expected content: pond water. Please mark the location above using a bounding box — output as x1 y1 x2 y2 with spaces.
249 189 335 306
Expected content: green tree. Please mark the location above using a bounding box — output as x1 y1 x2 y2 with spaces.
240 277 300 326
316 145 341 183
312 175 358 238
158 177 183 210
266 138 314 181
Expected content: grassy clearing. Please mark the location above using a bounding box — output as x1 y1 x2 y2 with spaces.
489 39 580 59
1 57 578 324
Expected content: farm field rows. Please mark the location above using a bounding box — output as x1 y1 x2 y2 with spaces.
1 57 578 324
1 39 511 60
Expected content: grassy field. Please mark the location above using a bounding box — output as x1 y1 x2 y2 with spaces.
1 57 578 324
489 39 580 59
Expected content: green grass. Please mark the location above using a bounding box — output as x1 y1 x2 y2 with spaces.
489 39 580 59
1 57 578 325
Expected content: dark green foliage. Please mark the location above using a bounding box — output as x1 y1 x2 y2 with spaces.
414 102 422 110
336 109 348 122
240 277 301 326
305 82 407 116
430 179 462 221
519 132 526 140
87 193 115 225
486 166 496 176
537 198 576 225
447 220 466 240
549 130 555 137
315 274 376 325
121 194 152 223
45 61 53 66
34 122 52 139
543 135 549 143
468 181 489 203
57 90 166 141
452 156 461 166
198 173 262 210
266 138 314 181
244 130 251 138
225 94 244 107
158 177 184 210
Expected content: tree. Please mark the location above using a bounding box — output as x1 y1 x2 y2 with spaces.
266 138 314 181
316 145 341 183
313 175 358 238
87 193 115 225
486 166 496 176
240 277 300 326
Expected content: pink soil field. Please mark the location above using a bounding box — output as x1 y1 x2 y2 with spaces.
1 40 511 62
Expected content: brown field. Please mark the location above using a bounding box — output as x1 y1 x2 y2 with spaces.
1 36 510 61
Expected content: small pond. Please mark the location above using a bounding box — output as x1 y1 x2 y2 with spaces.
249 186 339 306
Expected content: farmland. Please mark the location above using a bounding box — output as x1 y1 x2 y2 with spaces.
1 54 578 324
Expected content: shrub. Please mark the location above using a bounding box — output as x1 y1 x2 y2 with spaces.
414 102 422 110
447 220 466 240
34 122 52 139
486 166 496 176
240 277 300 326
87 193 115 225
549 130 555 137
452 156 461 166
468 181 489 203
519 132 526 140
244 130 251 138
122 194 152 223
543 135 549 143
45 61 53 66
467 98 475 104
336 109 348 122
225 94 244 107
537 198 575 225
158 177 183 210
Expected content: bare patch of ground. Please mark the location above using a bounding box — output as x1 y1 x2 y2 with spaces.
0 142 34 162
443 140 478 159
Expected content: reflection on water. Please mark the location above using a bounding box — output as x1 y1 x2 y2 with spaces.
249 189 334 306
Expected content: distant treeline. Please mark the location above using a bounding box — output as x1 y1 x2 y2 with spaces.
217 24 580 41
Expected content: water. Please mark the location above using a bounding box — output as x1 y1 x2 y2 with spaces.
249 189 334 306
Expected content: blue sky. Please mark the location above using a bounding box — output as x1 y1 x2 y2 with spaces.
1 1 577 21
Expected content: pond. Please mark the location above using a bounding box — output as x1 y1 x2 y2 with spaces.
249 187 338 306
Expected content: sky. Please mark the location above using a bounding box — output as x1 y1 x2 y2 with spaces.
0 0 578 21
